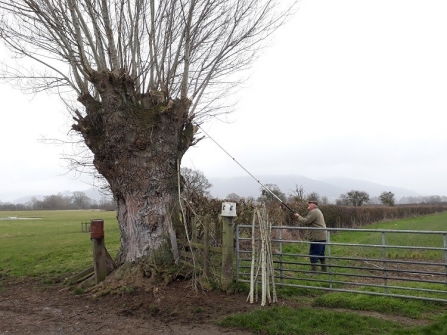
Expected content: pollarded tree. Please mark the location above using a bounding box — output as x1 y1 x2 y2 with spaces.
0 0 294 266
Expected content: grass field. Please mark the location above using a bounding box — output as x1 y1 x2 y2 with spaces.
228 211 447 334
332 212 447 258
279 211 447 258
2 210 446 280
1 210 447 334
0 210 120 280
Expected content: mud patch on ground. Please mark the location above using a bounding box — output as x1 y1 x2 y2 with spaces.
0 278 432 335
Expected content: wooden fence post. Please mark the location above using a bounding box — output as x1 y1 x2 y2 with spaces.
91 219 116 284
221 202 237 292
204 215 210 278
92 239 108 284
215 215 222 245
91 219 107 284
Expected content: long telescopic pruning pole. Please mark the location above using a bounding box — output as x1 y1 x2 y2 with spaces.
195 124 296 214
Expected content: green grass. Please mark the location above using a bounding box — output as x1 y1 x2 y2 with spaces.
269 212 447 282
225 212 447 334
0 210 120 281
313 293 445 319
2 210 447 334
220 306 402 335
220 306 447 335
224 286 447 335
331 213 447 260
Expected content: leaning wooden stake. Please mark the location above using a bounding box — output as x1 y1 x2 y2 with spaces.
247 209 261 303
264 210 272 305
266 216 277 304
260 207 267 306
247 206 277 306
248 209 258 303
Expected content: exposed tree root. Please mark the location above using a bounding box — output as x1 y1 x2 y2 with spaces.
80 257 197 297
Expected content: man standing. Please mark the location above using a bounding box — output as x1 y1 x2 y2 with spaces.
294 201 327 273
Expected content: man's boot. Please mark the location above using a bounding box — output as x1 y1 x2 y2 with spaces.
305 263 318 276
320 259 327 272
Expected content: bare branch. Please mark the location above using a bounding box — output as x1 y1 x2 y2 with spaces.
1 0 296 113
99 0 120 72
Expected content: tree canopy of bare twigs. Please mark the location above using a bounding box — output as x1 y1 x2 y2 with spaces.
0 0 296 266
0 0 294 119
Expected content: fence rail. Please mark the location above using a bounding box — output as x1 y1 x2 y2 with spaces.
236 225 447 303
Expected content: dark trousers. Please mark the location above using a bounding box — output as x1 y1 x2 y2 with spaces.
309 240 326 264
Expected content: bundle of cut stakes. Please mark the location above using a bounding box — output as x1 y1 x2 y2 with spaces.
247 206 277 306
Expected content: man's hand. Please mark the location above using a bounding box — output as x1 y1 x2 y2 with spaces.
294 213 300 218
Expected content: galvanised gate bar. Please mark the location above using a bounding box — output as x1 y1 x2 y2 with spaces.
236 225 447 302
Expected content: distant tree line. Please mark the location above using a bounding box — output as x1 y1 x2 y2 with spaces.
3 168 446 212
226 183 447 207
0 192 115 211
176 171 447 230
397 195 447 205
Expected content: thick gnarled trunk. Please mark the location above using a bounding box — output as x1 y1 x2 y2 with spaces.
73 71 194 265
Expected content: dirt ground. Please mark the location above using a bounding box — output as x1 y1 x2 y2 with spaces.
0 276 431 335
0 278 261 335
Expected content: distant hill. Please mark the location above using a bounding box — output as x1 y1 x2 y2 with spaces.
209 175 420 201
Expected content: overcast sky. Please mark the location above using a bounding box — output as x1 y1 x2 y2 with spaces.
1 0 447 202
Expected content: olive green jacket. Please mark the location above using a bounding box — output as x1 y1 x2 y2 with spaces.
296 208 327 241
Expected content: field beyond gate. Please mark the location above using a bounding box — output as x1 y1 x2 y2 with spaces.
236 212 447 303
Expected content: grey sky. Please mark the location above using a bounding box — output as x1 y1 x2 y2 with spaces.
1 0 447 202
183 0 447 196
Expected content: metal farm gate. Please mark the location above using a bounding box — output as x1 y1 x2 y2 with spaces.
236 224 447 303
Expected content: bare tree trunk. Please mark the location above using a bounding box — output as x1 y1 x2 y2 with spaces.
73 71 194 264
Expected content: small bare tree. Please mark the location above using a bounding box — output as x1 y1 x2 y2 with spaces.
257 183 286 206
290 184 306 202
306 191 321 204
181 167 212 200
71 191 92 209
0 0 295 267
339 190 370 207
379 191 395 207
